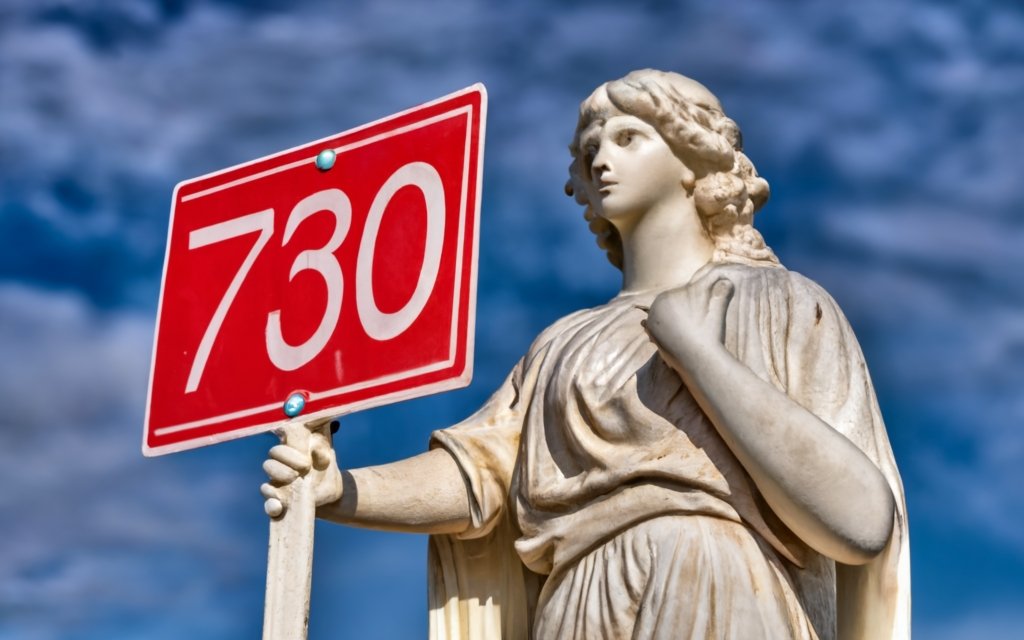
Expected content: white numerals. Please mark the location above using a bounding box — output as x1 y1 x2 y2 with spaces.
266 189 351 371
357 162 445 341
185 209 275 393
183 162 446 393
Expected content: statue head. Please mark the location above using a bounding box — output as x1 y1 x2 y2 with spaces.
566 69 778 268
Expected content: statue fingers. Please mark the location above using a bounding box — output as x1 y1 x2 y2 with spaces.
264 497 284 518
311 441 335 471
263 458 299 485
269 443 312 473
309 426 335 471
261 483 285 517
709 278 735 306
260 482 282 502
710 277 734 298
708 278 735 324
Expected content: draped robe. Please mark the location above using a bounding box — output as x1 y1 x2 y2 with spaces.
426 262 910 640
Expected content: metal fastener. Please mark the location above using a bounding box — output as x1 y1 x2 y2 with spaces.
283 391 308 417
315 149 336 171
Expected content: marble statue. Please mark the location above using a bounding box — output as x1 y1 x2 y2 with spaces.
261 69 910 639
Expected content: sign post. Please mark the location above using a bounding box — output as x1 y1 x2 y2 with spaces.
262 421 331 640
144 85 487 637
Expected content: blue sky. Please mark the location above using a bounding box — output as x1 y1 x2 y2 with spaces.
2 0 1023 637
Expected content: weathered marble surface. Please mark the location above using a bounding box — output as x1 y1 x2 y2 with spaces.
263 70 909 640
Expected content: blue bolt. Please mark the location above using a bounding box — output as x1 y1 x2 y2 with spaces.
315 149 336 171
283 392 307 418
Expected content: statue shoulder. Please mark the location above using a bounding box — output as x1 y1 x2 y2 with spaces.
703 261 840 307
700 261 855 338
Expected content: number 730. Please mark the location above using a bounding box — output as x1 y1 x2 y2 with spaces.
184 161 446 394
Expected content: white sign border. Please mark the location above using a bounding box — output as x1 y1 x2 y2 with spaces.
143 84 486 456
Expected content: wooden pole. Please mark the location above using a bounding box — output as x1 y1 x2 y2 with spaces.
262 422 331 640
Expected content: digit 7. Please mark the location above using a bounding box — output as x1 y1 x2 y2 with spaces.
185 209 275 393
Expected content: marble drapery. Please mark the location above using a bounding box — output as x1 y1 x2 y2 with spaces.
427 262 909 640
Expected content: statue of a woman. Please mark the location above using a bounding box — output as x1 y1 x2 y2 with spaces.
262 69 910 640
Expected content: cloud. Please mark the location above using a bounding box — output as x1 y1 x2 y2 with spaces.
5 0 1019 307
2 0 1024 636
0 284 266 638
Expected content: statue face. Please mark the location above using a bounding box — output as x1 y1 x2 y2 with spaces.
580 115 691 227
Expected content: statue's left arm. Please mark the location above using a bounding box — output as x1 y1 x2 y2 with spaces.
645 267 896 566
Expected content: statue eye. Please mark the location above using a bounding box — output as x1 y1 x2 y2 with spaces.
616 130 638 147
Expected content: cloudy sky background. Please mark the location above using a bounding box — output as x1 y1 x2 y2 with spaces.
2 0 1023 637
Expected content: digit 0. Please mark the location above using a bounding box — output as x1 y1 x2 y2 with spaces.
356 162 446 341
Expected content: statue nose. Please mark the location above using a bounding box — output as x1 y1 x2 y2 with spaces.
591 145 611 177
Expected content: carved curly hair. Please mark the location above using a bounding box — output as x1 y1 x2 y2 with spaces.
566 69 778 269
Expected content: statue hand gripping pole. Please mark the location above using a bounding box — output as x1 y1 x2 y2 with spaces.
262 419 340 639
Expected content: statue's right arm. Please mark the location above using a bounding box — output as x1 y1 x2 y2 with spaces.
261 425 472 535
321 449 472 534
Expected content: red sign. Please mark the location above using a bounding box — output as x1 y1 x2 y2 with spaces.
144 85 487 456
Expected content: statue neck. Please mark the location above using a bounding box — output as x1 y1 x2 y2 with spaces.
616 197 714 293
